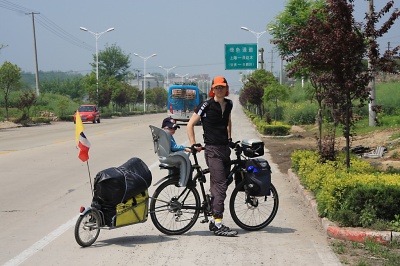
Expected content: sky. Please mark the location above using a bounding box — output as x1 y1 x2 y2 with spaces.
1 0 400 91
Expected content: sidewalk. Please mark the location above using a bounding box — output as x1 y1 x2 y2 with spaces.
287 169 400 244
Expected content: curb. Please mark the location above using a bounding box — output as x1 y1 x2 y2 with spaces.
287 169 400 244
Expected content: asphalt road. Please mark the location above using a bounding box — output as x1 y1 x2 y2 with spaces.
0 95 342 266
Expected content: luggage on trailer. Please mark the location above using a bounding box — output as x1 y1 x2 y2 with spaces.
91 157 152 226
114 190 149 227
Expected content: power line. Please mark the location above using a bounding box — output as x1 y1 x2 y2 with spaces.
0 0 32 13
0 0 94 52
35 15 94 52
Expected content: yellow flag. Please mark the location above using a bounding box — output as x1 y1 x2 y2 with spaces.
75 110 84 144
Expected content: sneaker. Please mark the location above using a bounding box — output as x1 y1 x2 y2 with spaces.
212 224 238 237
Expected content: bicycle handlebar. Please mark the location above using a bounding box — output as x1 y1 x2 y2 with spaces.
190 143 204 155
190 140 249 161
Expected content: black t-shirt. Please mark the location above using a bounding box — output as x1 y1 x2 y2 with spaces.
194 98 233 145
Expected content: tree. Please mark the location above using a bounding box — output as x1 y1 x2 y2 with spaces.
126 84 139 111
40 75 85 101
57 96 69 116
264 81 289 122
96 44 131 82
241 69 275 117
82 72 97 102
137 90 144 110
0 61 21 121
270 0 328 153
284 1 372 167
110 77 126 111
268 0 325 79
145 88 156 110
242 77 264 117
152 87 168 109
18 90 36 120
82 72 112 107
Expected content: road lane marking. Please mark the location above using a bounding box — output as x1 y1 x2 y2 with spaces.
0 150 16 155
4 216 77 266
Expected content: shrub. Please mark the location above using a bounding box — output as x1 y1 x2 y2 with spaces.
292 149 400 227
283 102 318 125
259 124 291 136
243 107 291 136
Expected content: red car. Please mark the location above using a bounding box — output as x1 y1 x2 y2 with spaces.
74 104 100 124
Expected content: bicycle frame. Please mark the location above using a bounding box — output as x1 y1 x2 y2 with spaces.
152 143 249 223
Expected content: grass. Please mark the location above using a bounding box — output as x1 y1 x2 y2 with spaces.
353 116 400 135
330 238 400 265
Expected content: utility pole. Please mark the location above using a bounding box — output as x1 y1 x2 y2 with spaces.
269 49 275 72
258 48 265 70
134 69 140 87
367 0 376 126
26 12 40 96
279 56 283 85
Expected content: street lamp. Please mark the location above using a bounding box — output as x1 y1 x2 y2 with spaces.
80 26 114 103
134 53 157 112
241 26 266 69
159 66 176 89
175 73 189 84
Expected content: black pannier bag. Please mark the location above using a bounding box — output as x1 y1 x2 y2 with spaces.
245 158 271 196
91 157 152 225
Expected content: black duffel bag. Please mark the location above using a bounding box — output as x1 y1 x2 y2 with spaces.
93 157 152 207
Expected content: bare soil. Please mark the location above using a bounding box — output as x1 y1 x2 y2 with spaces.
0 121 21 129
263 125 400 174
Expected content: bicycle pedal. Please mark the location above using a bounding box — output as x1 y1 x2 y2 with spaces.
200 219 209 224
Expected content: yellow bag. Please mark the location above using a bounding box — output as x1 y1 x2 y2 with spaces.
115 190 149 227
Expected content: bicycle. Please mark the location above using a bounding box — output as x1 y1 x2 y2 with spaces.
149 139 279 235
74 131 279 246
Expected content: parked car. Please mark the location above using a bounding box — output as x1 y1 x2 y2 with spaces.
74 104 100 124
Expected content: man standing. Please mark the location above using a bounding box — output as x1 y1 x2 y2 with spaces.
187 76 237 237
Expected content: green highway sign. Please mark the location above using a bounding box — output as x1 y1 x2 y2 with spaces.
225 43 257 70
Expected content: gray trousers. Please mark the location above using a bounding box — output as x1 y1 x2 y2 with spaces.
204 145 231 219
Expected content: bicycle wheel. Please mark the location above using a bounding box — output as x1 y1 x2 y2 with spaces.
230 182 279 231
74 209 101 247
150 178 201 235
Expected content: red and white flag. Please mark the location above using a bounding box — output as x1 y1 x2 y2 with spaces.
78 132 91 162
75 110 91 162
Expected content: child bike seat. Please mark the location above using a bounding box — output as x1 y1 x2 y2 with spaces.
149 125 191 187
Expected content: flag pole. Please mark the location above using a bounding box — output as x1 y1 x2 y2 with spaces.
86 161 94 197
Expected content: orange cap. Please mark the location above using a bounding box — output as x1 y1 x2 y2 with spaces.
209 76 229 97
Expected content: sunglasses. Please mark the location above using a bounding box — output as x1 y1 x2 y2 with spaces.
214 85 226 90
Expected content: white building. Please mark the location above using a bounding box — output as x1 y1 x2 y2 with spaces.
131 74 161 90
